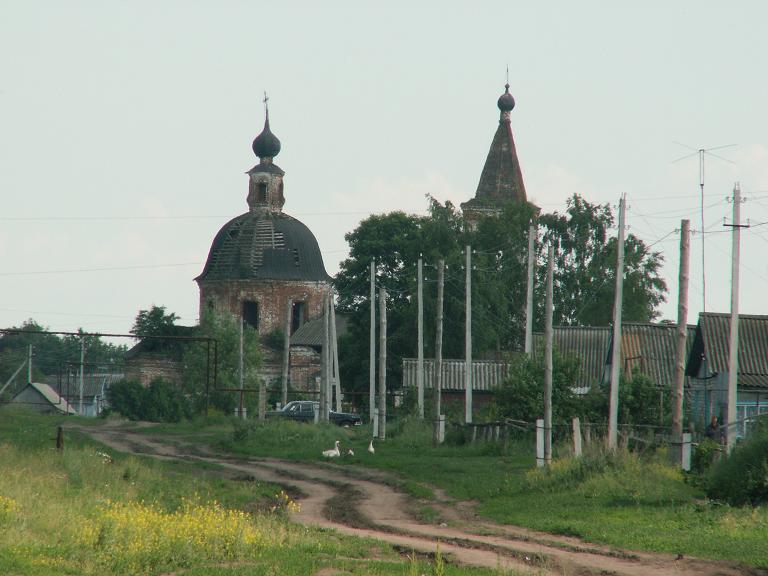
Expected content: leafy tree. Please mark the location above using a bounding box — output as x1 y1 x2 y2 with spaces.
182 310 261 414
539 195 667 326
131 305 181 337
334 194 667 412
0 319 125 395
493 352 598 425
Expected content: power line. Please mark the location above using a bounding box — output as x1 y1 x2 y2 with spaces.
0 209 430 223
0 262 202 277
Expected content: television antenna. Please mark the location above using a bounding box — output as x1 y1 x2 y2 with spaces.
672 141 736 312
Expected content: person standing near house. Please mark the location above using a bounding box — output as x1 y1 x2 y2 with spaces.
705 415 721 442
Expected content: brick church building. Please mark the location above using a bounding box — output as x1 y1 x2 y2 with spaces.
195 106 334 393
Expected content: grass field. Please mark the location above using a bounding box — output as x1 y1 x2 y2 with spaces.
0 408 510 576
142 413 768 569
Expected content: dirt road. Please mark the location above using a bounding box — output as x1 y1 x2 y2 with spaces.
69 422 765 576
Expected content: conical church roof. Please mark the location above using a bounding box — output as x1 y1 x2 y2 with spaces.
462 84 527 211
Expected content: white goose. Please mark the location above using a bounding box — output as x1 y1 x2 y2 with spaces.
346 448 355 456
368 439 375 455
322 440 341 458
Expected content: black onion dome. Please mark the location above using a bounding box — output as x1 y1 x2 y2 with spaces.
196 211 330 282
497 83 515 112
252 116 281 158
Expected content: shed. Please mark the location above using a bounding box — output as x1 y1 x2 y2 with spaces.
10 382 76 415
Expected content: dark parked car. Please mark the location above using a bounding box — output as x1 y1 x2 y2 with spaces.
266 400 362 427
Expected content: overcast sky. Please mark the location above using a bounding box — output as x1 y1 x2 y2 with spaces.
2 1 768 340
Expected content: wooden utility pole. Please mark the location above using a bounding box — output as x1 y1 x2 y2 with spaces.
608 194 626 449
725 183 746 453
330 288 341 412
78 338 85 416
281 298 292 407
544 244 554 465
378 287 387 439
525 225 536 355
465 245 473 424
434 260 445 445
320 292 329 421
672 219 690 462
369 260 376 423
417 257 424 419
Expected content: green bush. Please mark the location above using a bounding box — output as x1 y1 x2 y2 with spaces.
707 425 768 506
107 380 145 420
692 438 721 475
107 378 191 423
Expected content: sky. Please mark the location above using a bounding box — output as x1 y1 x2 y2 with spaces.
2 1 768 340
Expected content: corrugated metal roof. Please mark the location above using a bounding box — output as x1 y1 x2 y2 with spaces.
688 313 768 388
532 326 611 389
615 323 697 388
404 322 696 393
45 373 123 398
289 315 347 348
533 323 696 390
402 359 509 391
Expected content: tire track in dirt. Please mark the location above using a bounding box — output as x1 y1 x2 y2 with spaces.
68 423 765 576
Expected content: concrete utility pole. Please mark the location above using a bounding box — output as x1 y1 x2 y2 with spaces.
417 257 424 419
434 260 445 445
27 344 32 384
608 194 627 449
327 295 333 417
465 245 473 424
378 287 387 439
320 292 329 421
281 298 292 407
238 317 245 419
330 289 341 412
672 219 690 462
725 183 747 453
369 260 376 423
544 244 554 465
525 225 536 355
78 338 85 416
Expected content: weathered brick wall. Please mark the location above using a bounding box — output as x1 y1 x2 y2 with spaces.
289 346 321 394
124 356 183 387
198 279 329 336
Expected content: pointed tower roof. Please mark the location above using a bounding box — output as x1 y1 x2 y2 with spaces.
462 83 527 214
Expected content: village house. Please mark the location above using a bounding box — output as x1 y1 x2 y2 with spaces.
686 312 768 437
